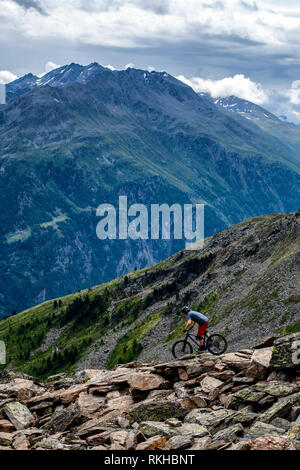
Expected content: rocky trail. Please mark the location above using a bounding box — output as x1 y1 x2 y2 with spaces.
1 333 300 451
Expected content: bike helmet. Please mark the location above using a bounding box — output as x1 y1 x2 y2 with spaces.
181 306 190 314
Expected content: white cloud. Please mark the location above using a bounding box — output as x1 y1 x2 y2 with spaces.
105 64 115 70
177 74 269 105
270 80 300 123
36 61 60 77
258 82 300 124
0 70 18 84
273 103 300 125
288 80 300 105
147 65 155 72
2 0 300 49
125 63 134 69
44 61 60 73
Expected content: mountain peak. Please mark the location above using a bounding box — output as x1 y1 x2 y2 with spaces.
212 95 279 122
6 62 107 101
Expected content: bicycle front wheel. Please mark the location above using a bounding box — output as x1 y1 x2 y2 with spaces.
206 334 227 355
172 340 193 359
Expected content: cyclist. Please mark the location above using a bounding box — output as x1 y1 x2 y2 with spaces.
182 306 209 351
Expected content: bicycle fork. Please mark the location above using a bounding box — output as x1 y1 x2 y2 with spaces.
181 340 188 352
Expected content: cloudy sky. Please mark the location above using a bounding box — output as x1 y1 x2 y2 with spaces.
1 0 300 121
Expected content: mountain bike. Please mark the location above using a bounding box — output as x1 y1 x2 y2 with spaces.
172 330 227 359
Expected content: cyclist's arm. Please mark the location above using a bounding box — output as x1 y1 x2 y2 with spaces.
183 320 195 331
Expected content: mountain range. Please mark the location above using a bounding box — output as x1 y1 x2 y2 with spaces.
0 62 300 318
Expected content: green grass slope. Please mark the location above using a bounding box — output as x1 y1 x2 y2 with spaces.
0 211 299 379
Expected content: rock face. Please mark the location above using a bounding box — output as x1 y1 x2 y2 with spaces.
0 338 300 450
247 348 272 379
127 373 169 392
3 402 35 430
253 337 279 350
270 334 300 370
250 436 297 450
129 401 189 423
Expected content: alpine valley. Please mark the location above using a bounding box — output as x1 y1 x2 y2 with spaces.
1 62 300 319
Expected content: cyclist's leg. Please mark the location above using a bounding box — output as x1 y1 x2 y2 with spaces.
197 325 204 346
197 322 209 347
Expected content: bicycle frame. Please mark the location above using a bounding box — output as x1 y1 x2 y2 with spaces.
172 329 227 359
184 331 208 350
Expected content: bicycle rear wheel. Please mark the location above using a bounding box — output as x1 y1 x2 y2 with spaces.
172 340 193 359
206 334 227 355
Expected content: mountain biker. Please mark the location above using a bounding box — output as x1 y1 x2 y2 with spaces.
182 306 209 351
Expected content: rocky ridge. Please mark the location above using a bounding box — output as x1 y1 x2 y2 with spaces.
1 333 300 451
